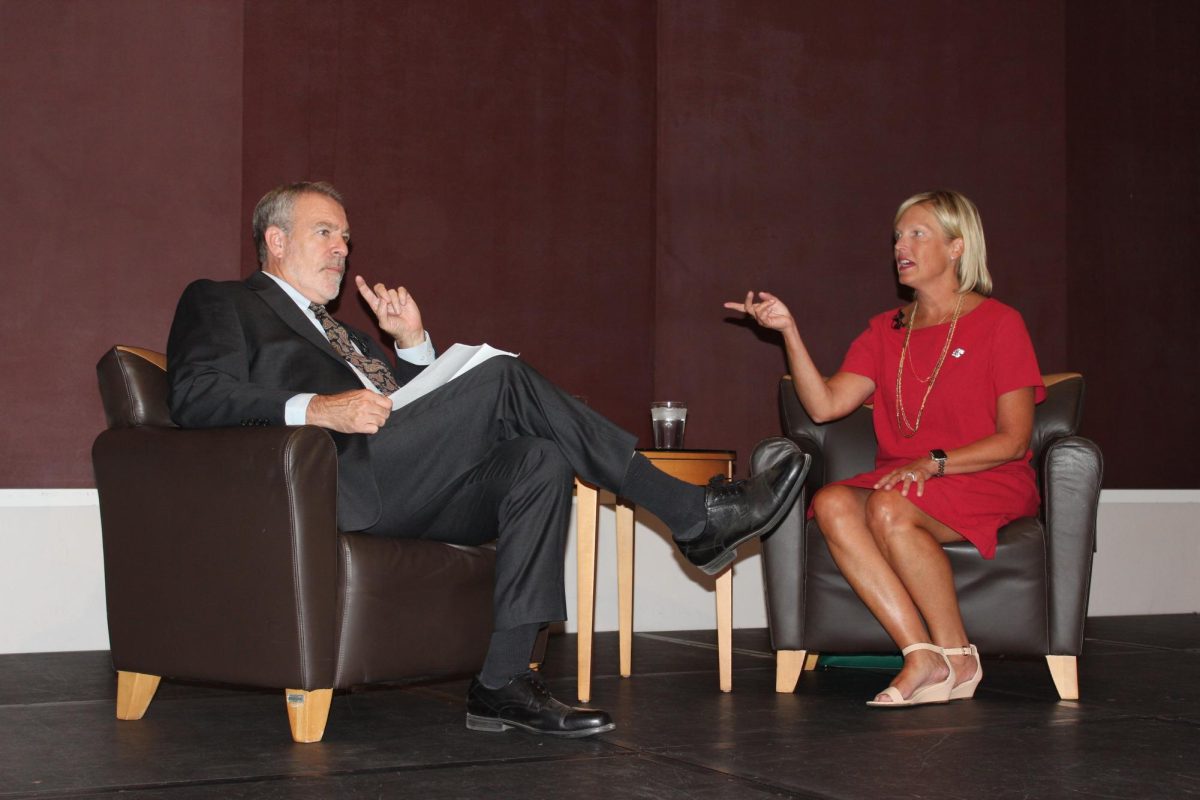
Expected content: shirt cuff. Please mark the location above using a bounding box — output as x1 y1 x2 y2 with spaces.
395 331 435 365
285 393 316 426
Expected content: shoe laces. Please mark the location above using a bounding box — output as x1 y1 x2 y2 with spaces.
522 670 551 698
707 474 746 500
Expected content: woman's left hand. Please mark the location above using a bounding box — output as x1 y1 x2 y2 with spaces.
875 459 935 497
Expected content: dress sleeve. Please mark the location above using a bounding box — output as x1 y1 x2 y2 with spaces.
838 317 882 383
992 307 1046 404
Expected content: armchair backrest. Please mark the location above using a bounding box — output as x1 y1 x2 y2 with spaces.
97 346 176 429
779 373 1085 485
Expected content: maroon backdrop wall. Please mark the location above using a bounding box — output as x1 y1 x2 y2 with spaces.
240 0 657 440
656 0 1068 476
1065 0 1200 487
2 1 1196 489
1 0 244 486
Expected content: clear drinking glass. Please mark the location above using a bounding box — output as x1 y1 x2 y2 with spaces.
650 401 687 449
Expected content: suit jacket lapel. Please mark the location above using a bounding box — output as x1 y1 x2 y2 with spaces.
245 271 349 369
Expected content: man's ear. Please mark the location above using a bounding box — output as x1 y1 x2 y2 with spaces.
265 226 288 259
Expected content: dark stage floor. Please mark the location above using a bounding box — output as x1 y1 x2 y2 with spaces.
2 615 1198 799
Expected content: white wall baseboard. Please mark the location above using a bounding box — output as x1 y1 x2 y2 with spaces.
1087 490 1200 616
1 489 1196 654
1098 489 1200 504
1 488 100 506
0 496 110 655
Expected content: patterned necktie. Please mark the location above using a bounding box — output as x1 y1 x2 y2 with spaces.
309 303 400 394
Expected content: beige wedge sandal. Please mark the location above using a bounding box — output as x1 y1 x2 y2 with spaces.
944 644 983 700
866 643 956 708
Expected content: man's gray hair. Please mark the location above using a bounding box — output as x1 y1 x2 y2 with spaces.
252 181 345 265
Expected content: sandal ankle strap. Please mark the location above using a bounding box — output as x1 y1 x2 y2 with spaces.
942 645 975 657
900 642 943 656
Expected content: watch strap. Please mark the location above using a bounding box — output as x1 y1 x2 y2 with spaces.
929 448 947 477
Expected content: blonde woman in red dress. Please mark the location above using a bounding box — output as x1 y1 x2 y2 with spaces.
725 190 1044 707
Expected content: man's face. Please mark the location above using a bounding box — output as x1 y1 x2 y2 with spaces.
265 192 350 304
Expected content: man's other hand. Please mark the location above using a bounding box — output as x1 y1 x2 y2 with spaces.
307 390 392 434
356 276 425 349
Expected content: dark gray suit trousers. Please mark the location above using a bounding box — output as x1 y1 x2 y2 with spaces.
364 356 637 630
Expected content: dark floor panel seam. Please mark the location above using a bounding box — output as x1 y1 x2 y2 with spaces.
0 690 286 712
1063 713 1200 731
0 698 122 711
636 632 776 660
635 750 834 799
589 666 775 683
1148 714 1200 729
0 751 639 800
1085 638 1200 654
960 685 1086 702
629 711 1145 754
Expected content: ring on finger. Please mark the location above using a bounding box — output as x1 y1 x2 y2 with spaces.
903 471 917 480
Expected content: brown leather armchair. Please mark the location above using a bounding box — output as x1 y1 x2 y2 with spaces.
752 373 1102 700
92 345 498 742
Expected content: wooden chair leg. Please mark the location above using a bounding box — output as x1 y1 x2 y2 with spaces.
616 500 636 678
285 688 333 743
575 479 599 703
804 652 820 671
116 671 160 720
776 650 807 693
1046 655 1079 700
716 568 733 692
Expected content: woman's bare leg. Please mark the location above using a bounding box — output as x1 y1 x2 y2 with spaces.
811 485 950 701
863 490 978 692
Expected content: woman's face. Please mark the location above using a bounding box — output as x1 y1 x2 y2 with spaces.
893 203 963 291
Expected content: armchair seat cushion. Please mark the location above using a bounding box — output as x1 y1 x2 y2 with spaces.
953 518 1048 653
334 535 493 686
802 517 1048 654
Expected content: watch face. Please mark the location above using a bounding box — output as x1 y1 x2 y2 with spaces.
930 449 947 460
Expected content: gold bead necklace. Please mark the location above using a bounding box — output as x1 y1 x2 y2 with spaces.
895 293 965 438
906 305 955 383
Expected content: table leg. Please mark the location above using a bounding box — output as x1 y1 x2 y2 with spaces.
575 480 599 703
616 499 635 677
716 567 733 692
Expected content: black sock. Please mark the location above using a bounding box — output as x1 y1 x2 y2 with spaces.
617 453 707 541
478 623 543 689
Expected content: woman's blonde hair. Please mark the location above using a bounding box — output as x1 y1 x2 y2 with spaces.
894 190 992 296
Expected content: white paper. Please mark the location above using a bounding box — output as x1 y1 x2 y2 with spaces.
389 343 518 410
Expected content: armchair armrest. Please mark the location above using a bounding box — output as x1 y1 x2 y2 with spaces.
93 424 341 689
752 437 812 650
1041 434 1103 654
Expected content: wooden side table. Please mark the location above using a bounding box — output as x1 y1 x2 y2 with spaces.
575 449 736 703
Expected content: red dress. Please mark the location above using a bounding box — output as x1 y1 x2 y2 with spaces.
830 298 1045 559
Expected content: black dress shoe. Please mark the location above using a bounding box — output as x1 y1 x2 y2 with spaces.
676 450 809 575
466 671 615 738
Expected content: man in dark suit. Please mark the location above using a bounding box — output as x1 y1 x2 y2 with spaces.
167 181 806 738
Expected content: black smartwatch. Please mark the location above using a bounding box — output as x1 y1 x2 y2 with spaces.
929 449 947 478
